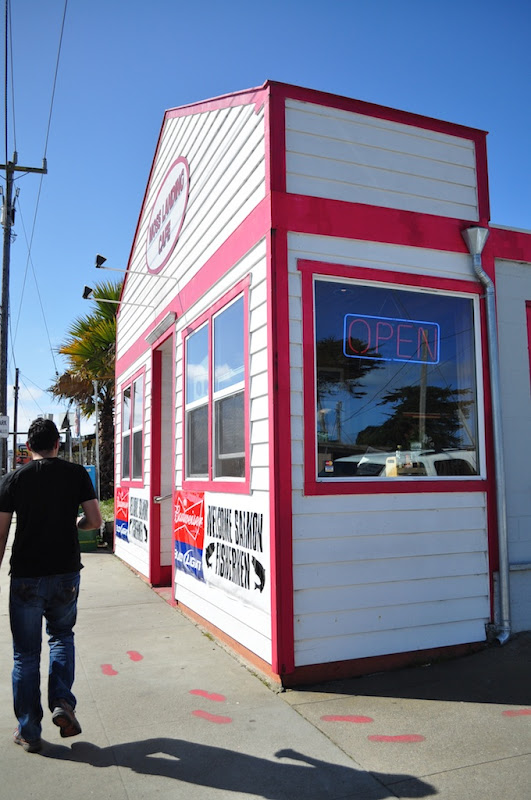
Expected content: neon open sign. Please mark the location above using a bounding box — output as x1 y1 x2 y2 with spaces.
343 313 440 364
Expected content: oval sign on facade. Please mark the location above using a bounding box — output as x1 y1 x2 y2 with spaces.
146 157 189 274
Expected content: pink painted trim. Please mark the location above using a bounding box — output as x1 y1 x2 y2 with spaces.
119 367 146 489
267 228 295 675
145 157 190 275
147 328 176 586
526 302 531 397
299 259 486 497
149 348 162 584
490 226 531 263
116 198 270 378
297 259 483 295
181 277 251 494
165 84 269 120
274 193 479 254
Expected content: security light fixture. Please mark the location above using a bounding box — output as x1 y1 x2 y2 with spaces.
94 253 178 280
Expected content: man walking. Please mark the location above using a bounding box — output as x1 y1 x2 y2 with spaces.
0 418 102 753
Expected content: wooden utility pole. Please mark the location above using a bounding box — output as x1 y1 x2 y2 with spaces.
11 365 18 470
0 153 47 473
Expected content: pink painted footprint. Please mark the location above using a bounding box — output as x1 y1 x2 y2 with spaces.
101 664 118 676
127 651 144 662
192 709 232 724
189 689 226 703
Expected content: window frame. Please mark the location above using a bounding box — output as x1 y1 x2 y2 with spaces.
299 259 488 495
182 277 250 494
120 368 146 488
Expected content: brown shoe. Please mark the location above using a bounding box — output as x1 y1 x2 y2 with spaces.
52 700 82 738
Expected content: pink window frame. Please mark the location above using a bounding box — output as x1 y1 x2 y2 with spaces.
526 302 531 395
120 367 146 488
182 277 250 494
299 259 487 496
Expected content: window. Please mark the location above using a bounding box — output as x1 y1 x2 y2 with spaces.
121 374 144 482
313 277 480 480
184 289 247 487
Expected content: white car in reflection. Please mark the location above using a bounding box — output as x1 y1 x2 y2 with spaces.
327 449 477 477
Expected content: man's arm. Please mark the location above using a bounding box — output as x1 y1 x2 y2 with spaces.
77 499 103 531
0 510 13 570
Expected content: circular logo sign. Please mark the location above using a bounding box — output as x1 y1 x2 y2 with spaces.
146 157 189 274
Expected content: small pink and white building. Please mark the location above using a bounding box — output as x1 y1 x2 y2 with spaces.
113 81 531 686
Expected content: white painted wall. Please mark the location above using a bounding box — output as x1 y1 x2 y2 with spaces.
495 257 531 632
117 100 266 360
285 99 479 220
114 352 151 578
173 241 272 663
288 232 490 666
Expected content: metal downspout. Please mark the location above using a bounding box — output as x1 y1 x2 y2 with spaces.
463 228 511 644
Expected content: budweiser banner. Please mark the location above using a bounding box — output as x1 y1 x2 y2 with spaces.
115 487 130 542
174 490 205 582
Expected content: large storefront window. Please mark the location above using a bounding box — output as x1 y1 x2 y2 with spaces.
185 293 246 483
315 278 479 479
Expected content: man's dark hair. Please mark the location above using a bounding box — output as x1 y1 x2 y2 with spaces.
27 418 60 454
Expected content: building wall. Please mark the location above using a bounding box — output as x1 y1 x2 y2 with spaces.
285 99 479 220
495 257 531 632
173 241 272 663
114 352 152 577
117 99 266 359
287 231 490 667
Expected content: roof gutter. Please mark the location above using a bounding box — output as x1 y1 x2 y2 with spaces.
462 226 511 645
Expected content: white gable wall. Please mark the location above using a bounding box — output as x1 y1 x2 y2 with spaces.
117 101 266 361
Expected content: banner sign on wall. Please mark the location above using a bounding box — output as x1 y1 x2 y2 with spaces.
203 503 267 606
115 487 130 542
129 494 149 544
174 491 206 582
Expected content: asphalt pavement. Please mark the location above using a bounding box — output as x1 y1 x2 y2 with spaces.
1 527 529 800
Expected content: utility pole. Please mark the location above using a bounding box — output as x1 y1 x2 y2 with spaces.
11 365 18 470
0 152 47 473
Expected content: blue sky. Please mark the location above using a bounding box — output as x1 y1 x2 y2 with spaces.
4 0 531 439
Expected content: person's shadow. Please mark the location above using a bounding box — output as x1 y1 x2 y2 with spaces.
42 738 436 798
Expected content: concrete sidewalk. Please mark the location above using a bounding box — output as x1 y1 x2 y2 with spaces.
1 537 529 799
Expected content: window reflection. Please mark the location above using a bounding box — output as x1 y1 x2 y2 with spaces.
315 279 479 479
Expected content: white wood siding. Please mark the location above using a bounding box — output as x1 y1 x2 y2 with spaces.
114 354 152 579
495 257 531 632
117 101 265 360
286 99 479 220
173 242 272 662
288 233 490 666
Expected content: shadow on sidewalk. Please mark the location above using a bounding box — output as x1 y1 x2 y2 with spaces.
294 633 531 706
42 738 436 798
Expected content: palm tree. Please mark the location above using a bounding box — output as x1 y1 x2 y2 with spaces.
49 280 122 499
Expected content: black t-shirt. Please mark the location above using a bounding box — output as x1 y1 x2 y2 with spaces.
0 458 97 577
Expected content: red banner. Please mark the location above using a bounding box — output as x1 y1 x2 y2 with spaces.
174 491 205 550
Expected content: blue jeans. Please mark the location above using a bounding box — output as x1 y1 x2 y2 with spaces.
9 572 80 742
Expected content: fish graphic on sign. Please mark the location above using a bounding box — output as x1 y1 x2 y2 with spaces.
174 491 205 582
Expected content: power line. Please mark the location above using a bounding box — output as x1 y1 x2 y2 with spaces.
12 200 59 374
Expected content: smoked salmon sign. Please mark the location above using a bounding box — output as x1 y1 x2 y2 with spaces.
146 157 189 274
